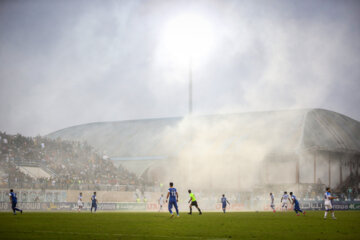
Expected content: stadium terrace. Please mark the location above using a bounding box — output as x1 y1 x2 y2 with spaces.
1 109 359 211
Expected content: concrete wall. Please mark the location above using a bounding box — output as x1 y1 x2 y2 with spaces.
265 151 355 189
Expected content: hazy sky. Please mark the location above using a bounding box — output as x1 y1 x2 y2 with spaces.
1 0 359 136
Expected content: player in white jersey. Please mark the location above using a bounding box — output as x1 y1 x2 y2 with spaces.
158 194 164 212
280 191 291 211
270 193 276 213
77 192 83 212
324 187 337 220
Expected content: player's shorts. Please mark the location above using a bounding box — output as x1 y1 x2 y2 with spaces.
168 200 178 211
11 202 17 209
190 201 198 207
77 201 83 207
282 202 288 207
222 203 227 208
270 204 275 208
324 202 333 211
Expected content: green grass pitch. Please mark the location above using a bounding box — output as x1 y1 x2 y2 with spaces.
0 211 359 239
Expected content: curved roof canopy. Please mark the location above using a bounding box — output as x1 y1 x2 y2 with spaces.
47 109 360 159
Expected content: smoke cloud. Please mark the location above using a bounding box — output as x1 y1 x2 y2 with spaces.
0 0 359 137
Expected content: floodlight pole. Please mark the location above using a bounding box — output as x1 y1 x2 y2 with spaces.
188 55 193 186
189 56 193 115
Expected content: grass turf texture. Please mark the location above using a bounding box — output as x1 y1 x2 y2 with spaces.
0 211 359 240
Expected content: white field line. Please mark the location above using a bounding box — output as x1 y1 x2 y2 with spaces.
32 230 229 240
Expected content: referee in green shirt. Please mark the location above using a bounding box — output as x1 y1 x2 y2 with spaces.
188 189 202 215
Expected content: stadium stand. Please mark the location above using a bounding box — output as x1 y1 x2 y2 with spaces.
0 132 139 190
47 108 360 199
18 166 51 179
1 109 359 204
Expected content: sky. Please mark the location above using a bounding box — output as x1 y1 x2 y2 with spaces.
0 0 359 136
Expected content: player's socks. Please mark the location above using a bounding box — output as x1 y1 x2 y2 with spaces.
20 210 23 214
324 212 328 218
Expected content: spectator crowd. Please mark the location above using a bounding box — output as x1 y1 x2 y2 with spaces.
0 131 358 199
0 132 139 190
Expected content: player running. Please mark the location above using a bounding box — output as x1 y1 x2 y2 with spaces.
158 194 164 212
188 190 202 215
270 193 276 212
166 182 179 217
9 189 22 215
221 194 230 213
280 191 291 211
90 192 98 213
77 192 83 212
289 192 305 216
324 187 337 220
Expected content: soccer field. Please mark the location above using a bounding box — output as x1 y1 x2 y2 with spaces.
0 211 359 240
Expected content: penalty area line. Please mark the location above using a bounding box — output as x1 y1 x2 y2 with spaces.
33 230 230 239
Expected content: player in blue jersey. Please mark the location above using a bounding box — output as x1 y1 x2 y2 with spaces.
166 182 179 217
9 189 22 215
289 192 305 216
221 194 230 213
90 192 98 213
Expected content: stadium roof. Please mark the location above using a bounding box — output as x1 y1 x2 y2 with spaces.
47 109 360 158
